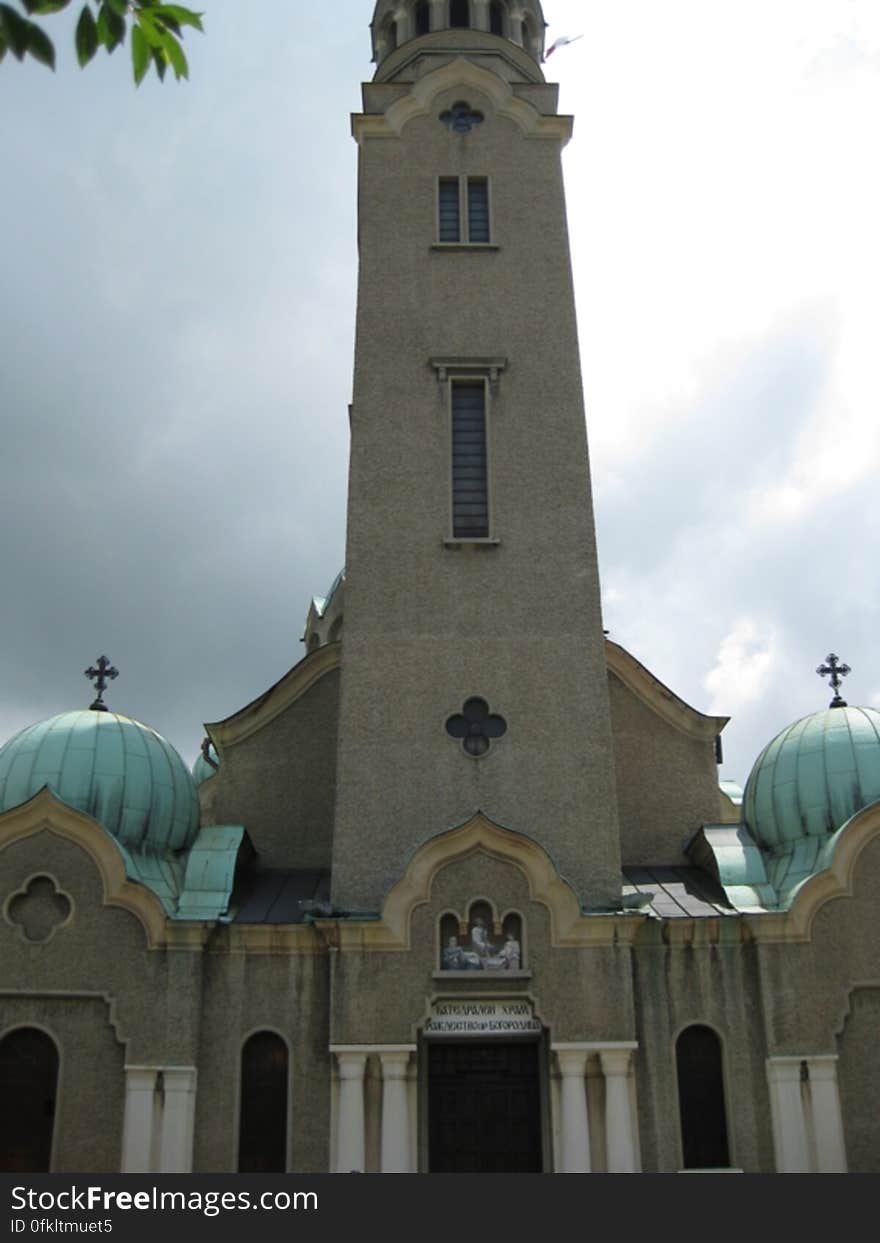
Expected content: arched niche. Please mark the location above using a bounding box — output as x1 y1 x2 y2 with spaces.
238 1031 290 1173
0 1027 59 1172
675 1024 731 1169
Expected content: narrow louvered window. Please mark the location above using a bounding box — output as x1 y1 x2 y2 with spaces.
490 2 504 37
438 178 461 242
467 178 490 243
415 2 430 36
438 178 491 244
452 381 489 538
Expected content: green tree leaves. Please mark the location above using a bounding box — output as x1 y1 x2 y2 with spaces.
0 1 203 81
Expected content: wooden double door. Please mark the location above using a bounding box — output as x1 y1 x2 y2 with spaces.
428 1041 543 1173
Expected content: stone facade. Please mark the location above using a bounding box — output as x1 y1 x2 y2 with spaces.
1 1 878 1175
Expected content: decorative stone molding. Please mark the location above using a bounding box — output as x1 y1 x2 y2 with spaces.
352 59 572 145
748 799 880 943
206 641 341 752
605 640 728 742
379 811 645 950
0 790 169 950
4 873 73 945
430 355 507 384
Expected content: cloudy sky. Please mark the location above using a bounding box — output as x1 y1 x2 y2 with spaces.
2 0 879 788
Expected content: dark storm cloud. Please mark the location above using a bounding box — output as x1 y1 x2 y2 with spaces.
0 6 367 761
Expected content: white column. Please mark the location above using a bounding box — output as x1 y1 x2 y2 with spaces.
335 1052 367 1173
555 1049 591 1173
158 1068 198 1173
600 1049 638 1173
807 1057 847 1173
429 0 446 32
766 1058 810 1173
508 7 525 46
121 1068 157 1173
379 1051 413 1173
472 0 490 31
393 5 412 44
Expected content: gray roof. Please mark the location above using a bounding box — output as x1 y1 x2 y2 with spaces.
232 869 331 924
622 866 735 918
230 865 733 925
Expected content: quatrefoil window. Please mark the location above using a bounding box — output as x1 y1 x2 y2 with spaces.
5 875 72 944
440 101 484 134
446 697 507 757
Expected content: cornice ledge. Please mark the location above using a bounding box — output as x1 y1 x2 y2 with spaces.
352 58 571 145
219 923 328 956
206 642 341 753
606 639 728 742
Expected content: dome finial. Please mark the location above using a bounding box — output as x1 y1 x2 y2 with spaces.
84 655 119 712
816 652 851 708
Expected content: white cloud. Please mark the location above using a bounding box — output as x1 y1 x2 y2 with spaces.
704 619 780 718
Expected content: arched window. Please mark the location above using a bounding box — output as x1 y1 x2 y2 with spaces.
415 1 430 36
450 0 470 29
238 1032 289 1173
386 18 397 53
0 1028 59 1172
676 1025 730 1169
490 2 505 37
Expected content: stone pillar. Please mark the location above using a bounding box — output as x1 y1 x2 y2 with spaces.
766 1058 810 1173
121 1068 157 1174
806 1057 847 1173
393 5 412 44
472 0 490 31
429 0 446 32
600 1049 638 1173
508 6 524 46
379 1051 413 1173
555 1048 591 1173
157 1068 198 1173
335 1052 367 1173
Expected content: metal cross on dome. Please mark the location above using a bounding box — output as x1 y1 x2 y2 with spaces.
446 697 507 757
817 653 851 709
84 655 118 712
440 101 484 134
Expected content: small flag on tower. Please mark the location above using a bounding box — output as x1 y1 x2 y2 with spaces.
546 34 584 57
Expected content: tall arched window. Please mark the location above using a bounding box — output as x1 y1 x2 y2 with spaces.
490 2 505 37
0 1028 59 1172
676 1025 731 1168
450 0 470 29
238 1032 289 1173
415 1 430 36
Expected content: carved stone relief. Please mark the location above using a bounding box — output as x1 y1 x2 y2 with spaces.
439 901 523 971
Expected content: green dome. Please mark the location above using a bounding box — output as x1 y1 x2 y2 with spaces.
743 706 880 852
0 711 199 852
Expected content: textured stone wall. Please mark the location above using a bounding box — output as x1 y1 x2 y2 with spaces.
608 671 723 866
204 666 340 870
333 61 621 913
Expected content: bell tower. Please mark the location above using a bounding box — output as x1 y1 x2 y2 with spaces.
331 1 622 912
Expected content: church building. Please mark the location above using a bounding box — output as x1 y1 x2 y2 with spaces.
2 1 879 1175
